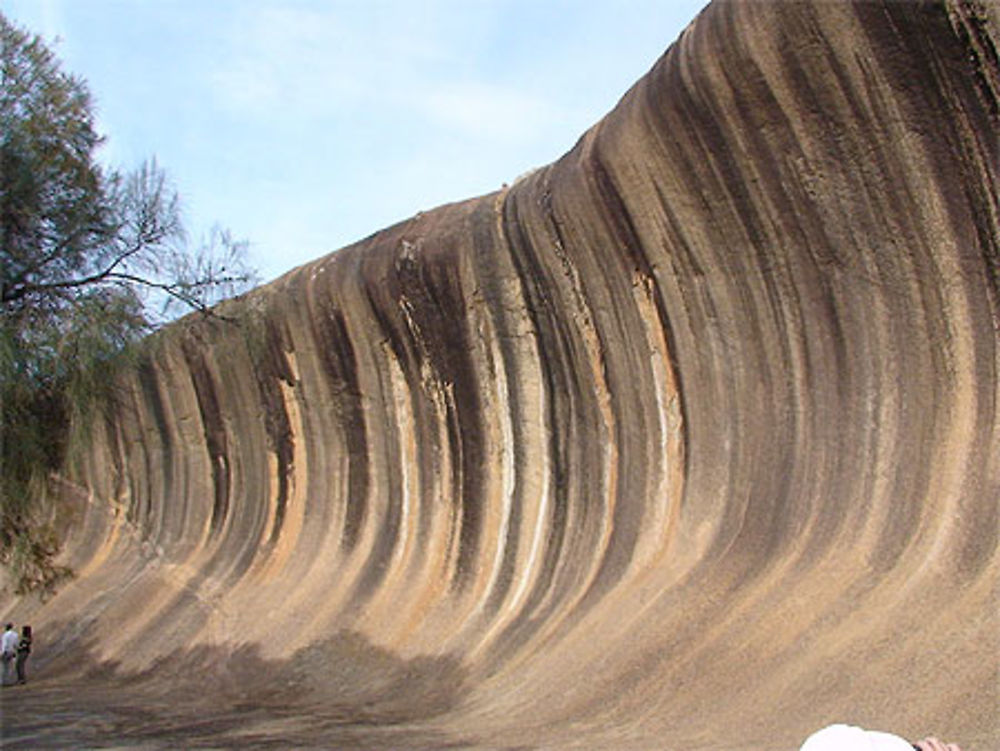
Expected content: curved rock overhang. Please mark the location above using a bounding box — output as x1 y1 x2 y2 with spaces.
3 1 997 748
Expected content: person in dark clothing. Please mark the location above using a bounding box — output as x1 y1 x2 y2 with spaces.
15 625 31 685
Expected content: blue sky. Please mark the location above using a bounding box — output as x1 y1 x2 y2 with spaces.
4 1 706 283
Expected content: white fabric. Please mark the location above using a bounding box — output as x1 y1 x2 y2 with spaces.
0 628 18 656
800 724 914 751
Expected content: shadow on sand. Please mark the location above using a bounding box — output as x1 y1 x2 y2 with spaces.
0 627 473 749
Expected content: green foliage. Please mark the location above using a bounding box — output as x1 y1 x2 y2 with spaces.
0 12 257 596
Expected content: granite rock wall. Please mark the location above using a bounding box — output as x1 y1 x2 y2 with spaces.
4 1 997 747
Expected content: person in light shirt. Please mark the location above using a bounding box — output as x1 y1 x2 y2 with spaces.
1 623 19 686
800 724 962 751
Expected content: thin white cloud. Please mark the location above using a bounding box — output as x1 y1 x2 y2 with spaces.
209 6 350 116
207 3 461 119
35 0 65 40
420 81 560 144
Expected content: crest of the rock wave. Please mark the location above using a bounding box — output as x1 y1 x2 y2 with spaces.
2 1 997 748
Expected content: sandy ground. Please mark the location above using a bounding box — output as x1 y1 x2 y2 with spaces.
0 634 488 750
0 678 475 750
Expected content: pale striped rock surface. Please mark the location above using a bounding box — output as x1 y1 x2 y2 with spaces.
3 1 997 748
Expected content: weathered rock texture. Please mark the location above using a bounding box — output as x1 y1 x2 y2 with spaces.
3 1 998 748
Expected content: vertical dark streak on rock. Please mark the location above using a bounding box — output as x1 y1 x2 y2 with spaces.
101 401 127 508
482 189 574 622
642 34 755 560
249 317 296 546
135 356 172 535
468 199 523 614
646 179 700 488
180 339 229 539
347 299 403 606
366 249 449 591
579 155 653 597
313 300 368 552
393 233 485 593
534 177 610 597
428 256 484 593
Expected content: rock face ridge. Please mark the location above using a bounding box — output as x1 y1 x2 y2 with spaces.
3 1 998 748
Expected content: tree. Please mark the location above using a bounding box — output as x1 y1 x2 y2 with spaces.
1 12 257 595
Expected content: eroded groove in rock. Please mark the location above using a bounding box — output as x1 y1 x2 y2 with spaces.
2 1 997 748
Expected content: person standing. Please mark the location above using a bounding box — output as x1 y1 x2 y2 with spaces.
15 625 31 685
1 623 18 686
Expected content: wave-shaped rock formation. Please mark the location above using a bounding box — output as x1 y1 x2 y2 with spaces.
3 1 998 748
